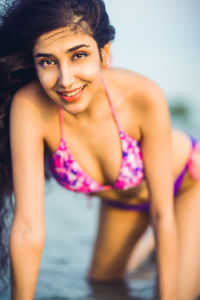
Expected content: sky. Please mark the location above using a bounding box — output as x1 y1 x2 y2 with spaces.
104 0 200 108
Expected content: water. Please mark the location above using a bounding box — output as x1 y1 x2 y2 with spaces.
1 1 200 299
0 181 156 300
35 184 156 299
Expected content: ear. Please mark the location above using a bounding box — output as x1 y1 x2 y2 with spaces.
101 42 111 68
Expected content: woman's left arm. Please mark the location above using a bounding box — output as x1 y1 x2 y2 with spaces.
140 82 177 300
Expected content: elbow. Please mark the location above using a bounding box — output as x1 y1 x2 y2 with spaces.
151 205 175 226
9 222 45 250
151 209 176 231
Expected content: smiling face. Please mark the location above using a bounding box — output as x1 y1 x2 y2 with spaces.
33 26 110 114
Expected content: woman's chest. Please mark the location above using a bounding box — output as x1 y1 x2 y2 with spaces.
45 108 142 187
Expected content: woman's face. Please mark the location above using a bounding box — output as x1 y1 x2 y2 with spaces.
33 26 110 114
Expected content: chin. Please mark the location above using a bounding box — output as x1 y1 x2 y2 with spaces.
62 100 90 115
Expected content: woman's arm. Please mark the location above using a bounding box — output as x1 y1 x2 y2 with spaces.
140 81 177 300
9 88 45 300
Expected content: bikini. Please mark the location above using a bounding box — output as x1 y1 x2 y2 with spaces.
49 77 200 211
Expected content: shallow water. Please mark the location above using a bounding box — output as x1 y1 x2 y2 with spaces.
0 182 155 300
36 186 156 300
1 173 200 300
43 185 152 300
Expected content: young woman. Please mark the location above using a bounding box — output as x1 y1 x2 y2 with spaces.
0 0 200 299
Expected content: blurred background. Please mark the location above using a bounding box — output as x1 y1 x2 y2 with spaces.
1 1 199 299
105 0 200 138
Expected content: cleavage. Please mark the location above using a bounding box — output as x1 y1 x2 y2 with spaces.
64 119 122 186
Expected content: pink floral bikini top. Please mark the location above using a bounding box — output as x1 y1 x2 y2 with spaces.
49 77 144 194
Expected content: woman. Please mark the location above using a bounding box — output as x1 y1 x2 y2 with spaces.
0 0 200 299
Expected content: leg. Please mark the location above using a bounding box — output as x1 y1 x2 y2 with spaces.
125 225 155 273
175 179 200 300
87 200 150 281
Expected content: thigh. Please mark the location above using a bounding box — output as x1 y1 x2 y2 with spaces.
87 199 150 281
175 180 200 300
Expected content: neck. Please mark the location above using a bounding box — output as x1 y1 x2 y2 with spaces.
66 76 110 124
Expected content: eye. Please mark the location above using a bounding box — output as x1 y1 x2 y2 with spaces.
38 58 56 68
72 52 88 61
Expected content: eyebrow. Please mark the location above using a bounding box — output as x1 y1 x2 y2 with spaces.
34 44 90 58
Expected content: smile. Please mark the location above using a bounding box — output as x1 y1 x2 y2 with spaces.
57 84 87 102
60 86 84 97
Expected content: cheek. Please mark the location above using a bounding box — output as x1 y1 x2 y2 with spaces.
79 58 102 81
36 69 58 89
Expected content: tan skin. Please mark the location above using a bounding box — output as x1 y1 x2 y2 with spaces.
9 27 200 300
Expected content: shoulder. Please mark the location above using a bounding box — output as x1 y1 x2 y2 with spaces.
11 80 52 114
104 68 170 136
10 80 55 136
107 68 168 117
107 68 164 104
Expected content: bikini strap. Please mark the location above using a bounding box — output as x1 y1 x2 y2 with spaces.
58 106 65 139
101 76 123 132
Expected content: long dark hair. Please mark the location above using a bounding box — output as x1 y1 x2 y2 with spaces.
0 0 115 288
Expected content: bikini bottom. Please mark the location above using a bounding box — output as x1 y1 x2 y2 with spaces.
105 136 200 212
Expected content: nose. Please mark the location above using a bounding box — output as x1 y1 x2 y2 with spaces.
58 62 75 88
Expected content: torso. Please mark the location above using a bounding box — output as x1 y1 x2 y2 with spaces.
27 68 193 205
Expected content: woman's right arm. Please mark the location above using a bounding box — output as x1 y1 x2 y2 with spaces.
9 88 45 300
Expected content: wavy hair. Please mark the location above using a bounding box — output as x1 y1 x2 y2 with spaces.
0 0 115 289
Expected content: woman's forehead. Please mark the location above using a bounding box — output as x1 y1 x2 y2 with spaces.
33 26 96 54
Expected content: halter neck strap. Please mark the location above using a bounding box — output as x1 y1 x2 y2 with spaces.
101 75 122 132
58 106 65 139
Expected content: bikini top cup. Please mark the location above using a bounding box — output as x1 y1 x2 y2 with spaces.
49 77 145 194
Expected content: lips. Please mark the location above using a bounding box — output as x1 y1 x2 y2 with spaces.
57 85 87 102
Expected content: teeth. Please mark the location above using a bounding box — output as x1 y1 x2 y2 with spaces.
62 86 83 97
